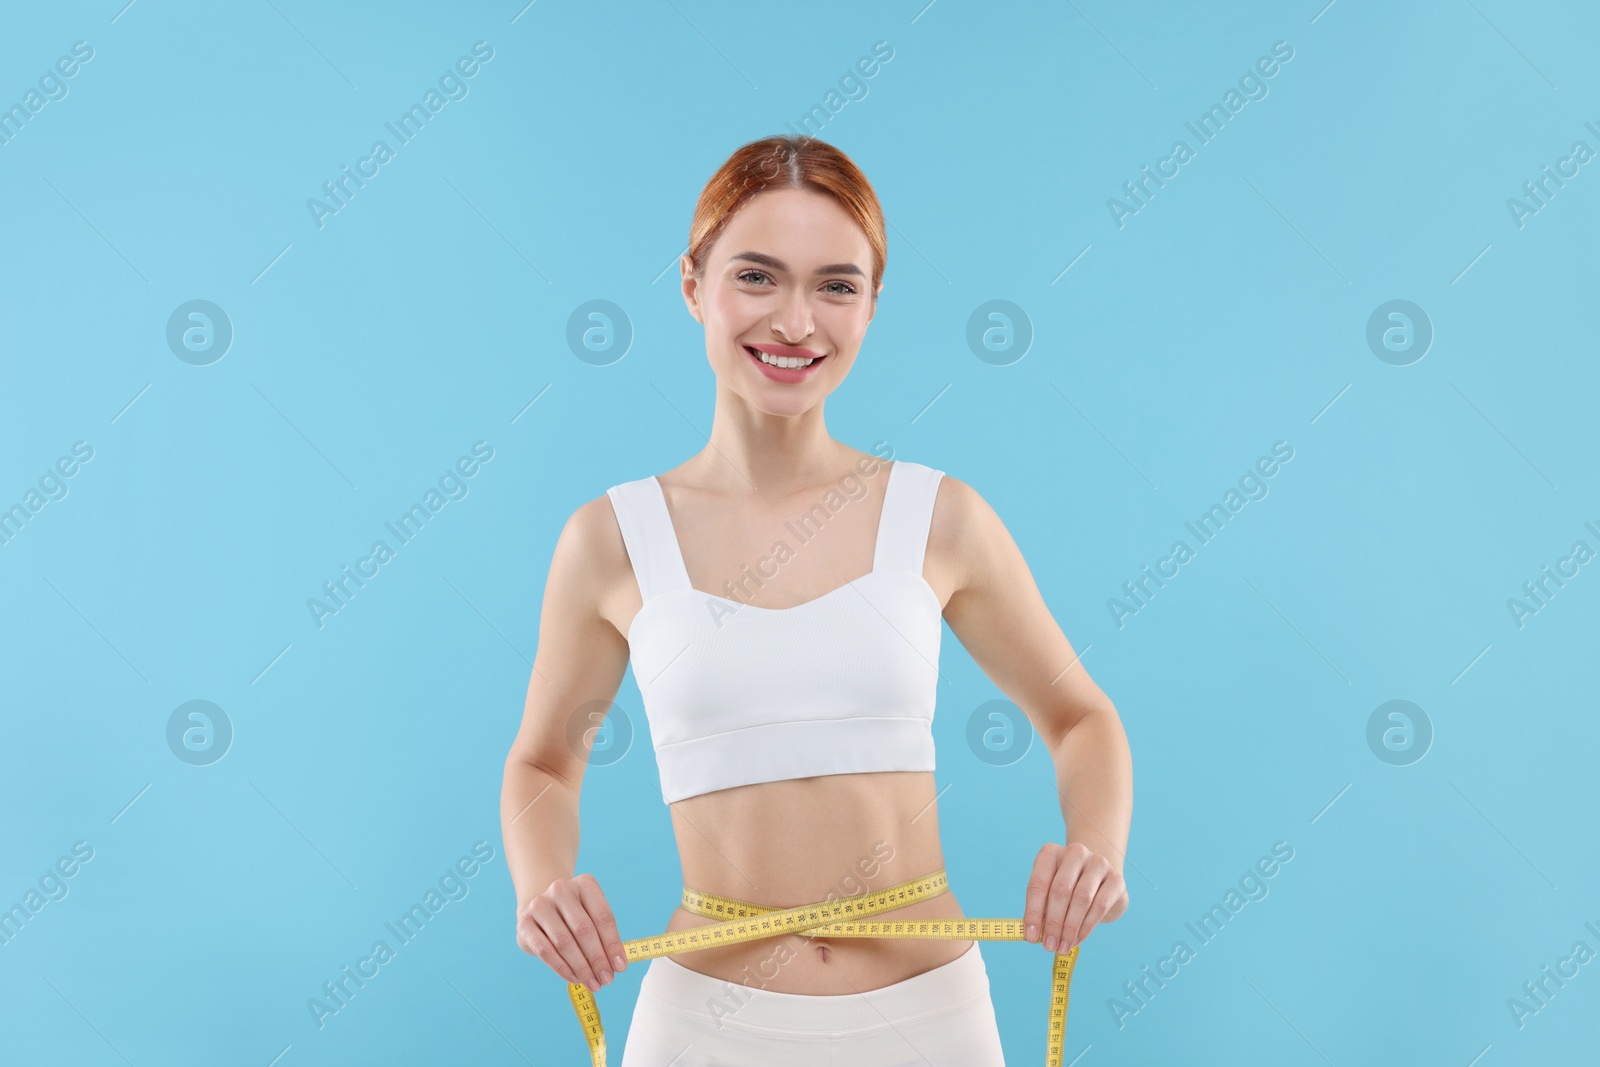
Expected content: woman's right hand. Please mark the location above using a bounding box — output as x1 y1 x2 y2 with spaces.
516 872 628 992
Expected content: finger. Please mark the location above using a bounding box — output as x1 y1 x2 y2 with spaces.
1023 846 1061 943
554 882 616 988
575 874 628 974
1040 854 1085 952
517 913 574 981
1102 880 1131 924
521 923 578 983
1068 883 1117 949
534 895 600 990
1059 864 1107 949
1070 871 1127 947
514 913 543 958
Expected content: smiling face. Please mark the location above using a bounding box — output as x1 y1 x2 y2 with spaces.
681 187 881 418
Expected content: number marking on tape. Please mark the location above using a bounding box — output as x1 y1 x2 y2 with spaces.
562 869 1078 1067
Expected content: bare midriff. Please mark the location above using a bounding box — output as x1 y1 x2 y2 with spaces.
660 769 973 995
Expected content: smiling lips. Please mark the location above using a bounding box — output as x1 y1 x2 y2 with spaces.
745 343 827 382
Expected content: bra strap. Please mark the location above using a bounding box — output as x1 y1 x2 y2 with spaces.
606 477 693 602
872 460 945 577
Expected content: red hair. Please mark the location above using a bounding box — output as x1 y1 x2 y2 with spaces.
686 135 887 298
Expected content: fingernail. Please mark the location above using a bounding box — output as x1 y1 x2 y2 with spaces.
613 954 626 971
600 970 612 984
1044 936 1056 952
1026 924 1038 942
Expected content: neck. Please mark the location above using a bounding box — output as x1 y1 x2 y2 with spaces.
692 388 850 494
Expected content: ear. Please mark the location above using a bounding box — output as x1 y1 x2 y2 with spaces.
680 253 703 324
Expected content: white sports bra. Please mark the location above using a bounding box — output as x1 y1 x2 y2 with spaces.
605 459 946 804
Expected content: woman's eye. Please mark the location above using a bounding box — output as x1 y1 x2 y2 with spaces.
736 271 855 295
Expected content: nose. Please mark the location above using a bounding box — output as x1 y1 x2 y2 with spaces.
771 295 813 343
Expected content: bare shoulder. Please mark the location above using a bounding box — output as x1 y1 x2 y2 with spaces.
924 471 1006 608
560 491 628 564
507 490 636 776
545 489 636 638
927 471 1005 548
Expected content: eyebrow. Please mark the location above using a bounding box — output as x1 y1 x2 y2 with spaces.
729 251 865 278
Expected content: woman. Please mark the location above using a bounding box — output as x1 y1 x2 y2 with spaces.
501 135 1133 1065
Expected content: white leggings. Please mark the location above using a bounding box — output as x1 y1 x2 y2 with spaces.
618 942 1007 1066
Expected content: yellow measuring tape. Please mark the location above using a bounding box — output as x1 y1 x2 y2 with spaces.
565 869 1077 1065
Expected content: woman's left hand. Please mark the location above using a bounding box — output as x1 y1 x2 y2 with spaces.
1024 841 1128 954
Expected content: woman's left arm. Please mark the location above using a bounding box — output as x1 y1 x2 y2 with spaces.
936 475 1133 956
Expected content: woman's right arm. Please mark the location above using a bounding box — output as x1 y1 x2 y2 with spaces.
501 496 633 993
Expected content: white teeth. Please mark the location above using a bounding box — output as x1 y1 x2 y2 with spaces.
750 347 815 369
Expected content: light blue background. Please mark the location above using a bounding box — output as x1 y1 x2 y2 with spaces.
3 1 1597 1064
